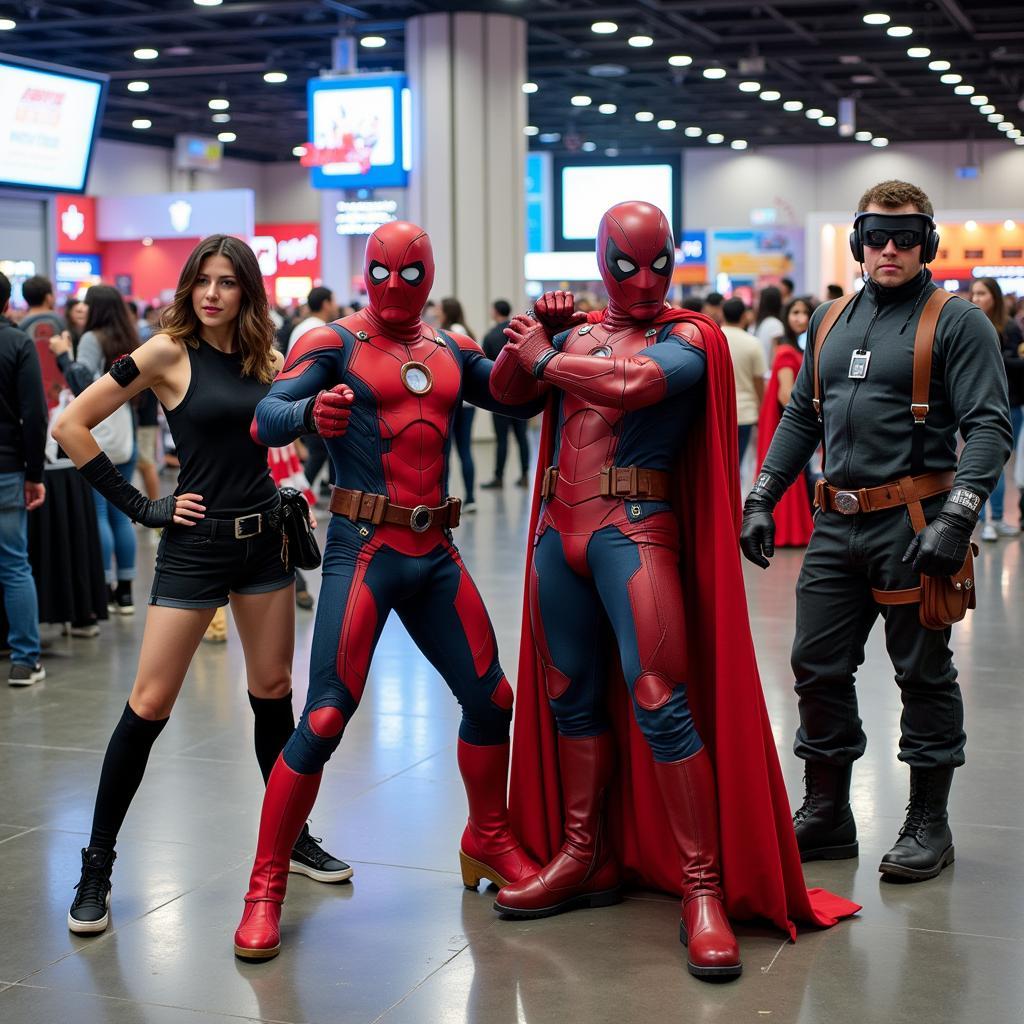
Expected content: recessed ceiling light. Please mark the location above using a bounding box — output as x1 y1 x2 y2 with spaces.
805 108 824 119
871 137 889 147
954 85 974 95
988 112 1003 122
263 71 287 84
657 119 677 130
907 47 931 58
703 67 727 79
132 118 152 129
628 35 653 47
684 126 703 137
783 100 804 111
211 113 231 124
523 125 539 136
980 104 995 114
862 13 891 25
731 139 748 150
966 219 978 231
571 95 592 106
886 25 912 37
0 17 16 29
635 110 655 122
1016 138 1024 146
142 237 153 246
217 131 237 143
855 131 873 141
668 55 693 67
589 63 629 78
539 132 561 143
1008 130 1022 139
292 146 306 157
208 98 229 110
928 60 951 71
1007 220 1019 231
360 36 386 48
970 95 988 105
134 48 158 60
591 21 617 34
598 103 617 114
738 81 761 93
998 121 1014 131
760 90 781 101
939 73 962 84
707 133 724 144
851 75 878 85
194 0 222 6
605 147 620 157
127 81 149 93
582 141 597 152
819 115 837 126
522 82 538 94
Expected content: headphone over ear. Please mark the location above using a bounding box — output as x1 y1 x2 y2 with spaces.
849 212 940 264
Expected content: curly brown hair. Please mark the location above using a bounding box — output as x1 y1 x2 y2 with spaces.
160 234 276 383
857 180 934 218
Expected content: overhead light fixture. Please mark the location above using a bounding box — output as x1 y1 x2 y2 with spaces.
263 71 287 84
134 48 158 60
783 100 804 111
855 131 873 141
928 59 951 71
886 25 912 37
539 132 561 143
965 219 978 231
970 95 988 105
591 21 617 34
738 81 761 92
0 17 16 29
954 85 974 95
668 55 693 67
1006 220 1019 230
570 95 592 106
523 125 539 136
871 137 889 147
731 139 748 150
127 81 149 93
939 73 962 84
818 115 837 126
360 35 386 48
522 82 538 94
979 104 996 114
292 145 306 157
194 0 222 6
132 118 152 129
635 110 655 122
760 90 781 101
805 107 824 119
598 102 617 114
684 126 703 137
906 47 931 58
657 118 677 130
1008 130 1022 139
862 12 891 25
582 141 597 152
988 112 1003 122
707 133 724 144
217 131 237 142
998 121 1014 131
142 237 153 246
208 98 229 110
211 113 231 124
605 147 620 157
628 35 653 47
703 67 727 79
1016 138 1024 146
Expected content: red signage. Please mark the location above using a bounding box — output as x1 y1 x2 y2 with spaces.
55 193 98 254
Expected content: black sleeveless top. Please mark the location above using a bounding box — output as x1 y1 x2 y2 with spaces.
163 339 277 517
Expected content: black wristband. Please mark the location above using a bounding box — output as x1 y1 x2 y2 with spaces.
751 471 786 506
947 486 981 517
534 349 558 379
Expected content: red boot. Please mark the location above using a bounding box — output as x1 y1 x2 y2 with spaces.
234 755 323 961
458 740 541 889
493 732 621 918
654 748 742 980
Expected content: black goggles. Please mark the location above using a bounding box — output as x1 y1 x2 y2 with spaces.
856 213 931 250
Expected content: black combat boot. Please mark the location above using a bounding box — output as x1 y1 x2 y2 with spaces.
792 761 858 862
878 766 955 882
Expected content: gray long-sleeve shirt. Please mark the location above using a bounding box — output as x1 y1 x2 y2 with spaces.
761 271 1012 501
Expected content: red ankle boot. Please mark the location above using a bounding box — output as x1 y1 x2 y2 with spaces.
234 755 323 961
493 732 621 919
654 748 741 980
457 740 540 889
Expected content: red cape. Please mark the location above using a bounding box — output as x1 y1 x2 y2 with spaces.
757 345 814 547
508 307 859 938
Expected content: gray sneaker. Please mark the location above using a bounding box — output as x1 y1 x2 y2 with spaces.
9 662 45 687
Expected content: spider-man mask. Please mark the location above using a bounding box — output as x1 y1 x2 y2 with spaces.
364 221 435 325
596 202 674 322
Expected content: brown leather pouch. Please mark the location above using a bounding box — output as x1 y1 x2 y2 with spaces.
917 543 977 630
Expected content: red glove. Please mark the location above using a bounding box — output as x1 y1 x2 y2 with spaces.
503 315 557 377
309 384 354 438
534 290 588 335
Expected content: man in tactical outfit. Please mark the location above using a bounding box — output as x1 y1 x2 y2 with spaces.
741 180 1012 882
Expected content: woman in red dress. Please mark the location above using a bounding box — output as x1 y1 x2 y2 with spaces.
756 296 815 546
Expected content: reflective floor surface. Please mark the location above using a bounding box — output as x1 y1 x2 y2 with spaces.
1 448 1022 1024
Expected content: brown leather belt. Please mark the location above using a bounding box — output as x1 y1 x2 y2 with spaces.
329 487 461 533
814 470 955 516
540 464 671 503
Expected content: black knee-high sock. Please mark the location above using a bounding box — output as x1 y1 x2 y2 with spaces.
249 691 295 783
88 702 168 851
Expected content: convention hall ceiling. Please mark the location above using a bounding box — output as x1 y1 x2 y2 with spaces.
2 0 1022 161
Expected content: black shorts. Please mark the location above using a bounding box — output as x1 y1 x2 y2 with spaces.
150 521 294 609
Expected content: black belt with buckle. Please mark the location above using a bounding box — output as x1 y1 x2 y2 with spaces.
183 503 282 540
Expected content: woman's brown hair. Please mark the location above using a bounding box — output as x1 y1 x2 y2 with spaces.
439 297 475 340
160 234 276 383
82 284 140 368
973 277 1009 336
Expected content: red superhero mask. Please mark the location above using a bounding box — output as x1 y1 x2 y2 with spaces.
363 221 435 327
596 201 674 322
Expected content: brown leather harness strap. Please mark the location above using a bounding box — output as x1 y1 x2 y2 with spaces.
811 292 857 420
814 470 955 516
329 487 461 532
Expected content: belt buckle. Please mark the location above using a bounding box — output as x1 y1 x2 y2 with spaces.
234 513 262 539
833 491 860 515
410 505 433 533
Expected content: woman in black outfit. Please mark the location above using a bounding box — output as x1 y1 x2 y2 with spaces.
53 235 350 937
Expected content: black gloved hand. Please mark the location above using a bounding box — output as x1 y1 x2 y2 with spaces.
902 489 980 577
740 472 785 569
79 452 204 528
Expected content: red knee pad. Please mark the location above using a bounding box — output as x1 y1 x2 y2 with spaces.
634 672 675 711
308 706 346 738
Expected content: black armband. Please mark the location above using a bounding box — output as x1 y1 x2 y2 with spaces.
947 486 981 516
534 349 558 379
109 354 141 388
751 471 786 505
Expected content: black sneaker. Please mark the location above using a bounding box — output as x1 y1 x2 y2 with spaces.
289 823 353 883
68 847 116 934
115 581 134 616
480 479 503 490
8 662 45 687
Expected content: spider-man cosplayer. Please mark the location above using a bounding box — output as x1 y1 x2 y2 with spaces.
232 221 543 961
488 201 859 980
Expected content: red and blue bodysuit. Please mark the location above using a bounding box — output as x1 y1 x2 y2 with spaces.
233 221 541 961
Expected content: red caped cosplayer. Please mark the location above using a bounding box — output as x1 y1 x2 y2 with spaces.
232 221 545 961
488 201 859 980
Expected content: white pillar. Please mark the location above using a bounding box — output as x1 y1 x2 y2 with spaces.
406 11 527 337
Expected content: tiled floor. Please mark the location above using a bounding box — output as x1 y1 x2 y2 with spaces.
2 458 1022 1023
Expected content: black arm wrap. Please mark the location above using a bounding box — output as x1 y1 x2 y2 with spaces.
108 354 142 388
79 452 176 526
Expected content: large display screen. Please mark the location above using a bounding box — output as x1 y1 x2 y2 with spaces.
554 155 682 251
304 73 409 189
0 54 106 193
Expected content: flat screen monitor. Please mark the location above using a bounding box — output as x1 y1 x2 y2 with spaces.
554 155 681 251
305 73 409 188
0 53 107 193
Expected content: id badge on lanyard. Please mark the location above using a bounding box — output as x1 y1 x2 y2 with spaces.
848 349 871 380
